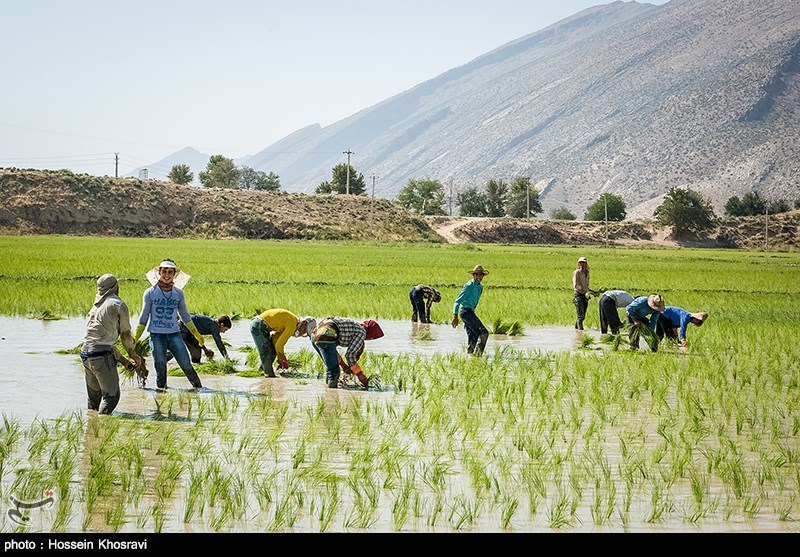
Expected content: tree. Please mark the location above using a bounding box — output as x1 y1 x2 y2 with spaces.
167 164 193 185
239 166 281 191
506 176 542 218
485 179 508 217
315 163 366 195
726 191 765 216
768 199 790 214
457 186 487 217
653 187 716 235
550 206 576 220
396 179 446 215
584 193 626 221
198 155 240 189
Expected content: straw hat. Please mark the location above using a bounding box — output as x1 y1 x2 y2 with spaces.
690 311 708 325
647 294 665 312
469 265 489 275
578 257 587 263
146 258 191 288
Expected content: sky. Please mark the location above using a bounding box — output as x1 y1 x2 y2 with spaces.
1 1 668 178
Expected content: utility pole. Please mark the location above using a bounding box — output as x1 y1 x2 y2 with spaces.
114 153 119 178
765 203 769 251
371 174 378 198
526 179 530 220
343 149 354 194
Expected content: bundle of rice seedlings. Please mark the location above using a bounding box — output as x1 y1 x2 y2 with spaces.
490 318 525 336
194 358 239 375
627 324 660 352
601 333 624 351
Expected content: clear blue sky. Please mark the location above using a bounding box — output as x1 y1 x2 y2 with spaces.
0 1 667 177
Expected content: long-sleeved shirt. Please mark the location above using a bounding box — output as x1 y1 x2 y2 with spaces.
328 317 367 366
138 285 190 334
625 296 659 330
452 279 483 315
661 306 693 341
604 290 634 308
82 294 132 353
181 314 228 358
573 268 590 296
257 309 299 361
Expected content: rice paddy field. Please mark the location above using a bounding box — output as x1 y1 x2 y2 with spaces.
0 234 799 533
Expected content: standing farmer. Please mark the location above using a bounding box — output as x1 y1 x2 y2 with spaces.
80 274 142 414
409 284 442 323
134 259 205 390
451 265 490 356
572 257 590 330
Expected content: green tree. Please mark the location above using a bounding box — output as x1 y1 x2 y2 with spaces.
457 186 488 217
584 193 626 221
550 206 576 220
724 195 744 216
198 155 240 189
726 191 765 216
315 163 366 195
239 166 281 191
653 187 716 235
506 176 542 218
397 179 446 215
768 199 790 214
167 164 193 185
485 179 508 217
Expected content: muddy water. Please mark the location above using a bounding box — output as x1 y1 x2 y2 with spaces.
0 316 592 422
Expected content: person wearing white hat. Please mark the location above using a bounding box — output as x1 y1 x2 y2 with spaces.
451 265 490 356
133 259 205 390
80 274 142 414
572 257 591 330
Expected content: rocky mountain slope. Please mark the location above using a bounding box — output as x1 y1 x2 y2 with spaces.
1 169 797 250
223 0 800 220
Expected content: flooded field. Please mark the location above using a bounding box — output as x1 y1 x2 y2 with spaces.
1 316 797 534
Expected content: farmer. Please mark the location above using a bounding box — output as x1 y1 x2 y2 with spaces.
452 265 489 356
656 306 709 350
167 314 232 364
626 293 666 351
409 284 442 323
306 317 384 389
250 308 298 377
80 274 142 414
134 259 205 390
598 289 635 335
572 257 590 330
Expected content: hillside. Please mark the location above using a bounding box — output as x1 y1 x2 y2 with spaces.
224 0 800 220
0 169 797 250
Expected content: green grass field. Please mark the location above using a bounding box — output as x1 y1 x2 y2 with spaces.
2 234 800 532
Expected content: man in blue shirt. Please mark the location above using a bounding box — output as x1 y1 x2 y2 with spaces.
167 314 232 364
625 293 666 351
452 265 490 356
656 306 708 350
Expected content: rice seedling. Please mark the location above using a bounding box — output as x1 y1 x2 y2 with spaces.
499 494 519 530
489 317 524 336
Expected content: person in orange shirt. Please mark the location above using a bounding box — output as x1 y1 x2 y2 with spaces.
250 308 299 377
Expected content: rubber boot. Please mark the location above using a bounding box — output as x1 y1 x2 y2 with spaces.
475 332 489 356
355 371 369 388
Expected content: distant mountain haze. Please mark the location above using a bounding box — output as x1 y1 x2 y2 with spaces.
142 0 800 219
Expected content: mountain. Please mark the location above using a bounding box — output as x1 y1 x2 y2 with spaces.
127 146 210 184
164 0 800 219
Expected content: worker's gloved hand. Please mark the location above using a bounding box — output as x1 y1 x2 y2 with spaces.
278 358 289 370
203 347 214 360
585 292 591 300
133 323 145 343
185 320 205 347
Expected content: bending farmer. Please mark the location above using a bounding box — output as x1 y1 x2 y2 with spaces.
452 265 489 356
308 317 384 389
409 284 441 323
250 308 298 377
168 314 231 363
656 306 708 350
598 289 634 335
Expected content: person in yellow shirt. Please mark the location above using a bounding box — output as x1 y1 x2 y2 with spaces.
250 308 299 377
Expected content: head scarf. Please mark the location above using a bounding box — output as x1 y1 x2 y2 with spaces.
94 274 119 306
361 319 384 340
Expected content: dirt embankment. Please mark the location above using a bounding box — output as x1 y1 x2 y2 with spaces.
1 169 797 250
